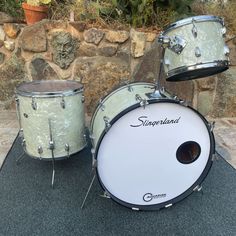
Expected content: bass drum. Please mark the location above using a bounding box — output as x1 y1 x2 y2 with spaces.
161 15 229 81
90 83 214 210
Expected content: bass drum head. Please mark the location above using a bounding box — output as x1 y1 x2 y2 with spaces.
96 100 213 210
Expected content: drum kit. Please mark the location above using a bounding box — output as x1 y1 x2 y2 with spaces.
15 15 229 211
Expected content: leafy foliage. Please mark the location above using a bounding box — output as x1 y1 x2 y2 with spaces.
0 0 24 18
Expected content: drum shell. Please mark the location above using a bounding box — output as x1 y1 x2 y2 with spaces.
90 82 156 149
16 84 86 159
163 16 229 81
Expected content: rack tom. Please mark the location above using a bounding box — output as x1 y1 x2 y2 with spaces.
160 15 229 81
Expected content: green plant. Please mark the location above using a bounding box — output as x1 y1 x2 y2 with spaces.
26 0 52 6
0 0 24 18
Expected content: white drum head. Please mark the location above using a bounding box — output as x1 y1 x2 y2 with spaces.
96 100 213 210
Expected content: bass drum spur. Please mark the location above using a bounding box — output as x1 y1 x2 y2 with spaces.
90 82 215 210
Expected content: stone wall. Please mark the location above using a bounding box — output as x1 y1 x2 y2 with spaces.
0 17 236 118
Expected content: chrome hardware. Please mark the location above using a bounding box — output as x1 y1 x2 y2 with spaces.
164 58 170 69
49 140 54 150
65 144 70 157
60 95 65 109
165 204 173 208
127 84 133 92
169 36 187 54
180 100 188 107
135 94 148 108
38 146 43 155
132 208 140 211
100 191 111 199
222 27 227 37
158 34 171 48
81 94 85 103
22 138 26 148
192 20 198 38
209 121 215 132
193 185 202 192
38 146 43 159
158 35 187 54
195 47 201 57
224 45 230 56
103 116 111 132
15 96 22 129
89 133 95 140
99 99 105 111
31 96 37 110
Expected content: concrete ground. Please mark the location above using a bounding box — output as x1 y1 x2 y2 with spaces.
0 110 235 169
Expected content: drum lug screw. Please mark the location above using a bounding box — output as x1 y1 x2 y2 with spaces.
180 100 188 107
31 97 37 110
81 94 85 103
100 191 111 199
99 99 105 111
224 45 230 56
165 203 173 208
38 146 43 159
221 27 227 37
60 95 66 109
65 144 70 158
49 140 55 150
193 185 202 192
192 20 198 38
209 121 215 132
127 85 133 92
103 116 111 132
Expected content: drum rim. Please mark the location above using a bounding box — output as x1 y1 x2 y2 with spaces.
95 99 215 211
21 141 87 160
166 60 229 81
90 82 156 132
163 15 224 34
16 80 84 97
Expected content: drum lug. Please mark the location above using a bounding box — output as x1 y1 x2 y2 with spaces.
193 185 202 192
31 96 37 110
179 100 189 107
65 144 70 158
127 84 133 92
135 94 148 108
191 20 198 38
60 95 66 109
100 191 111 199
224 45 230 56
38 146 43 159
21 138 26 149
49 140 55 150
103 116 111 132
209 121 215 132
81 94 85 103
89 133 95 140
221 26 227 37
132 207 140 211
195 47 201 58
165 203 173 208
99 99 105 111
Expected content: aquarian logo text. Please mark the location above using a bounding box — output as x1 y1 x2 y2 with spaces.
130 116 181 128
143 193 167 202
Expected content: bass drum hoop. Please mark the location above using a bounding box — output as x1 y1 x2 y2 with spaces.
90 82 156 131
95 99 215 211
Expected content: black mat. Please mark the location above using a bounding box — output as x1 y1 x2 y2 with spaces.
1 135 236 236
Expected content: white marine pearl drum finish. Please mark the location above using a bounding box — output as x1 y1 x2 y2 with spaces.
16 80 87 160
160 15 229 81
90 82 214 210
